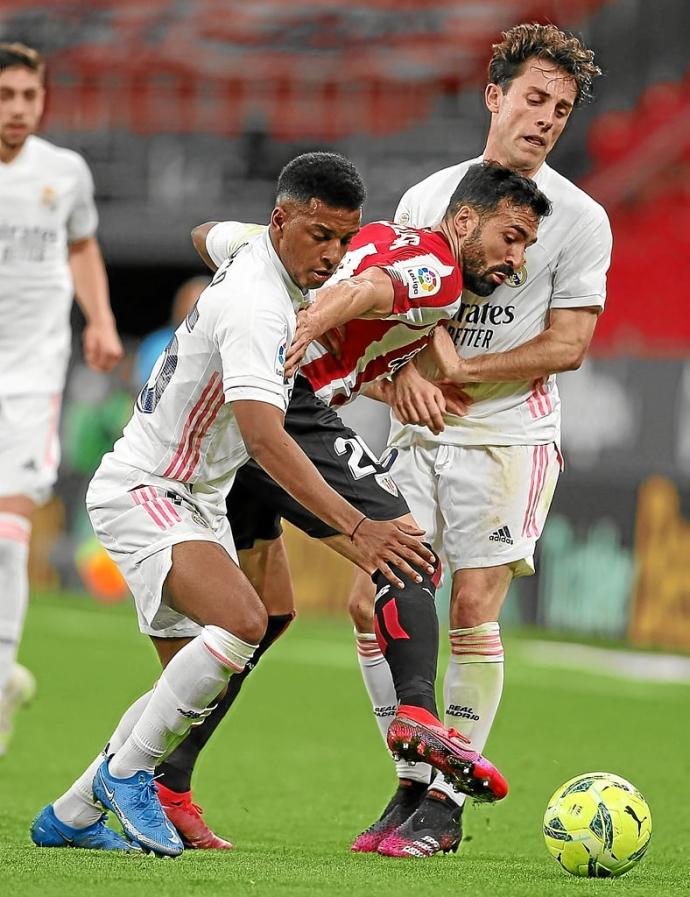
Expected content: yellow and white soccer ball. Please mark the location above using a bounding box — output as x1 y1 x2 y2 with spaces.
543 772 652 877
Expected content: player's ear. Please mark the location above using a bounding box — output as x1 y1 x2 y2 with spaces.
271 206 286 232
454 205 479 239
485 82 501 115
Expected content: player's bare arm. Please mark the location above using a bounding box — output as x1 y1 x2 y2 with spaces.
69 236 123 373
284 268 394 376
191 221 219 271
432 306 599 383
232 399 434 587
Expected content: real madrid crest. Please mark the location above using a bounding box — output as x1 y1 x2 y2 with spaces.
41 185 57 211
504 263 527 288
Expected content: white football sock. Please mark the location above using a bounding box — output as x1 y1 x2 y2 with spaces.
430 622 504 806
0 515 31 695
53 690 154 828
355 630 432 786
109 626 257 778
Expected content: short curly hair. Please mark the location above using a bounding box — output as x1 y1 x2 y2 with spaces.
0 42 45 82
488 23 601 106
276 152 366 211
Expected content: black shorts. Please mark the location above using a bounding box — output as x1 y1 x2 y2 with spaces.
227 376 409 550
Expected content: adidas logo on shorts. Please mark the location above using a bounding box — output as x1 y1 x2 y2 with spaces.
489 525 513 545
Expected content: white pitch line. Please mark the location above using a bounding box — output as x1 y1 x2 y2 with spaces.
521 640 690 684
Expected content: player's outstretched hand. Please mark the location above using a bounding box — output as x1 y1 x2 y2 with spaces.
386 362 447 435
83 319 124 373
285 309 319 378
352 518 435 588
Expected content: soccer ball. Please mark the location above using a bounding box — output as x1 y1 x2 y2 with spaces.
543 772 652 877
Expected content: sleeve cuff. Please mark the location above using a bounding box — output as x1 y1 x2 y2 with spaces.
224 385 287 411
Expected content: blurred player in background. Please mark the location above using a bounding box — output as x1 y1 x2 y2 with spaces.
31 153 439 857
347 23 613 858
0 42 122 757
135 276 210 387
153 161 551 849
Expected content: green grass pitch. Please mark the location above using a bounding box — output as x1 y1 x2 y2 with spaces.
1 592 688 897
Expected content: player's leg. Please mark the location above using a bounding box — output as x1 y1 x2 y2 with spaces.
155 472 297 847
0 495 34 756
33 688 155 851
93 539 265 855
44 638 192 846
156 536 295 848
380 443 561 858
36 482 266 855
348 441 447 850
378 564 511 858
0 394 61 756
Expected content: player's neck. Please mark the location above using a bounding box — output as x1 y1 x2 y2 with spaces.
435 218 462 263
481 139 544 181
0 138 27 164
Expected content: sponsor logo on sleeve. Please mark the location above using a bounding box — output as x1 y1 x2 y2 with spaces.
275 338 287 377
404 264 441 298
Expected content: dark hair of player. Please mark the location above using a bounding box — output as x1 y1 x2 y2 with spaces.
275 152 366 211
0 42 46 81
488 23 601 106
445 161 552 221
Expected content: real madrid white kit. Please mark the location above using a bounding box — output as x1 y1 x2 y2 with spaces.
391 157 612 574
0 136 98 501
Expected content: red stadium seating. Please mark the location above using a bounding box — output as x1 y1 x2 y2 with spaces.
2 0 610 139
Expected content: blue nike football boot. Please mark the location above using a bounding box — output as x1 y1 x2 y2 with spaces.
92 759 183 857
30 803 141 851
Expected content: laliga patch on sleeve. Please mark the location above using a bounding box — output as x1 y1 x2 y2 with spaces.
275 338 287 376
403 263 442 299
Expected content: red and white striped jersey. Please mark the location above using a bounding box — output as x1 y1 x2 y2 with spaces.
299 221 463 406
90 230 304 504
205 219 464 408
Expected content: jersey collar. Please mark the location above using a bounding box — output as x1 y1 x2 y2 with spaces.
261 229 310 310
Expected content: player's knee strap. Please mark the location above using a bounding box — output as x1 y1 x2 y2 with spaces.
449 621 503 663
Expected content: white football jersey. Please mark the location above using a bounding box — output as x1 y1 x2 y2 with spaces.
91 230 304 508
390 157 612 447
0 136 98 395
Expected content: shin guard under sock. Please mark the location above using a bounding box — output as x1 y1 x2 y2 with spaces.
372 549 442 717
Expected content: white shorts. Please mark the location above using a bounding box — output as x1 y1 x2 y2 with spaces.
390 441 562 577
87 466 238 638
0 393 62 503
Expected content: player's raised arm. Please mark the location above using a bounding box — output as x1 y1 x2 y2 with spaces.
192 221 267 272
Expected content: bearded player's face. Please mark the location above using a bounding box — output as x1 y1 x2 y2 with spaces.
461 201 538 297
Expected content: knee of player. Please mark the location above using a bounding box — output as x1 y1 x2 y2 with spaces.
245 602 269 644
225 595 268 646
347 584 375 630
449 589 494 629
